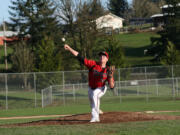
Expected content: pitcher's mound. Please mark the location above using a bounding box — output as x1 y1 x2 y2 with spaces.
6 112 180 127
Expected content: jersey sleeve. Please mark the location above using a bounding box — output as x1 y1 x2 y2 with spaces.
76 54 96 69
84 58 96 69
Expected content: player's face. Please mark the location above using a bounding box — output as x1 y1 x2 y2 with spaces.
99 55 108 64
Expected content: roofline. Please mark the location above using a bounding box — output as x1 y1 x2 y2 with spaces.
160 3 180 8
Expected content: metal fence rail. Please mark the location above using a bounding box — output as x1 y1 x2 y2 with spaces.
0 65 180 110
41 77 180 107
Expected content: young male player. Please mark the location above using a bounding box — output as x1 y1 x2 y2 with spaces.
64 44 115 122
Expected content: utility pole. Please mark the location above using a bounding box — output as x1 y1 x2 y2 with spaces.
3 20 8 70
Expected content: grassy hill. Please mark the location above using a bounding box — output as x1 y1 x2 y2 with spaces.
115 32 160 67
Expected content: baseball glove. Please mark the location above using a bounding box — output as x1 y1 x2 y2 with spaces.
107 65 115 78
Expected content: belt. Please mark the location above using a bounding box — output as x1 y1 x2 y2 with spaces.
90 86 105 90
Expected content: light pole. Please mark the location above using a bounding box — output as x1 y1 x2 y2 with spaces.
3 20 8 70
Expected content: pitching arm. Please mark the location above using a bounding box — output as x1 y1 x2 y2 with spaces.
64 44 79 56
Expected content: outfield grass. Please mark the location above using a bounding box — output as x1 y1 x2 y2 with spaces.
0 100 180 119
0 120 180 135
0 96 180 135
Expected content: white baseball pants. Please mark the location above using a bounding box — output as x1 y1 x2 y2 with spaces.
88 86 107 121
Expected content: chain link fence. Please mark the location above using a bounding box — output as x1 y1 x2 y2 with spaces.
0 65 180 110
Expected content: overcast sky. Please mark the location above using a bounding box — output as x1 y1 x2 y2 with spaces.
0 0 132 24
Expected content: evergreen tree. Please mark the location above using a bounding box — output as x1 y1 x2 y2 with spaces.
147 0 180 65
8 0 62 72
164 0 180 47
106 35 126 68
107 0 129 18
36 36 62 72
8 0 58 50
160 40 180 65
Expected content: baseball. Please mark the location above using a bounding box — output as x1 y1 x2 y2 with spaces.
62 37 66 42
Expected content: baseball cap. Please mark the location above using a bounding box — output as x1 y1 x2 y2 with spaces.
98 51 109 59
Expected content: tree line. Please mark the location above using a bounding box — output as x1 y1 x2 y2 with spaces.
0 0 179 73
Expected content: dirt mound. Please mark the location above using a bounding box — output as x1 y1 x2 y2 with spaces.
4 112 180 127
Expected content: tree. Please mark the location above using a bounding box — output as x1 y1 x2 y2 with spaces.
132 0 163 18
76 0 105 59
106 35 126 68
106 35 126 95
8 0 62 72
36 36 62 72
164 0 180 47
147 0 180 65
55 0 79 50
10 40 34 89
8 0 58 50
0 21 11 31
56 0 106 70
35 37 63 90
148 36 180 65
160 40 180 65
11 40 34 72
107 0 129 18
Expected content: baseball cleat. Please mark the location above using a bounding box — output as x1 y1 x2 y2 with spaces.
90 118 100 123
99 109 104 114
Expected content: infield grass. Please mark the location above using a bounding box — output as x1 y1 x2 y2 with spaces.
0 100 180 125
0 94 180 135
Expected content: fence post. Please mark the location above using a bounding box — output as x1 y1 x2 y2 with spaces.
63 71 65 90
42 89 44 108
176 78 179 96
63 84 65 105
118 69 122 103
73 84 76 102
172 65 175 99
136 81 139 96
5 74 8 110
145 67 149 102
156 79 159 96
50 86 53 104
33 73 37 108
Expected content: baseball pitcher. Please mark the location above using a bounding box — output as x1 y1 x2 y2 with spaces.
64 44 115 122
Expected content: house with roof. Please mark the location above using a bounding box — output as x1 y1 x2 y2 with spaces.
0 31 18 45
95 13 124 34
151 3 180 27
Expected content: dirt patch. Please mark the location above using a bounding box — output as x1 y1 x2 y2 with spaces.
2 112 180 127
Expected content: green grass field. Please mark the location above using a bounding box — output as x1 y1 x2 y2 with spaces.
0 100 180 135
0 86 180 135
115 32 160 66
1 120 180 135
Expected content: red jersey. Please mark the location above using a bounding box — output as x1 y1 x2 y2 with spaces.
84 58 111 89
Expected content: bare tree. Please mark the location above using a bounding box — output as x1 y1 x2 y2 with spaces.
132 0 165 18
54 0 80 49
55 0 106 58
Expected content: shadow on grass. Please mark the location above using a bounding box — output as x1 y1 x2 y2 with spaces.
124 45 151 57
0 95 32 101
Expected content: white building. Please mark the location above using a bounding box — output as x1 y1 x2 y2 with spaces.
96 13 124 30
0 31 18 37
